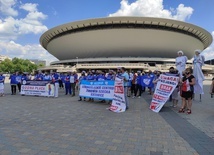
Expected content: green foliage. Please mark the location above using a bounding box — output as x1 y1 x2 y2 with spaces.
0 57 38 73
37 63 45 68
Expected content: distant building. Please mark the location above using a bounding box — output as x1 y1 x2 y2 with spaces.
0 55 11 62
29 59 46 66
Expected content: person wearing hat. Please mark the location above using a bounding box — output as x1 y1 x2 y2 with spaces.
175 50 188 77
193 49 205 68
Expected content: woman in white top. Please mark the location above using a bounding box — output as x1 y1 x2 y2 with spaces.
175 50 188 77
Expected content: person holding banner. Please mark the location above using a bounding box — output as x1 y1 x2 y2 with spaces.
179 68 195 114
141 70 154 95
175 50 188 77
118 67 129 109
43 72 52 81
133 71 142 98
106 70 115 80
78 71 86 101
86 71 96 102
70 72 77 97
0 72 5 97
152 70 161 90
52 72 60 98
34 71 44 80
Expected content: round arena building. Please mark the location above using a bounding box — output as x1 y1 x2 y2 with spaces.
40 17 213 72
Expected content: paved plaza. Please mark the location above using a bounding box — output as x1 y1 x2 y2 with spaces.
0 78 214 155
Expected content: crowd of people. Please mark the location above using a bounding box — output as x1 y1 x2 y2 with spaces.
0 50 213 113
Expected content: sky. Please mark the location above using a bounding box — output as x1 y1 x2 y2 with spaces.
0 0 214 65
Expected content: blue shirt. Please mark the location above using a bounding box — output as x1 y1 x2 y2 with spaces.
121 72 129 87
34 73 43 80
21 75 28 81
10 74 17 84
79 76 86 84
86 75 95 80
0 75 5 83
43 75 52 81
60 74 65 83
106 74 114 80
64 75 70 84
74 74 78 81
52 73 59 83
136 75 142 85
96 74 106 81
16 75 22 83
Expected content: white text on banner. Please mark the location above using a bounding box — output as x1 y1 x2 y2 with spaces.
150 74 179 112
109 77 126 113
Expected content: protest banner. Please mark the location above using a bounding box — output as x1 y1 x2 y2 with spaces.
141 75 155 88
79 80 114 100
109 77 126 113
21 80 55 97
150 74 179 112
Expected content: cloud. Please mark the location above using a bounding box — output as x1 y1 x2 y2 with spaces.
0 1 55 65
0 0 18 17
202 31 214 61
109 0 194 21
0 2 48 41
19 3 38 12
0 41 58 65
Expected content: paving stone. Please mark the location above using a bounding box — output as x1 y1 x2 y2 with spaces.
0 81 214 155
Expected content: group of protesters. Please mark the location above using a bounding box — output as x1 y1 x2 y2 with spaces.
0 49 214 114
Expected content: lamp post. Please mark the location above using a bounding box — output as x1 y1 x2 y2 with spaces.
76 57 78 65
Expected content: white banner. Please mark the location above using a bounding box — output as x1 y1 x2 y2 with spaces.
109 77 126 113
79 80 114 100
150 74 179 112
21 80 55 97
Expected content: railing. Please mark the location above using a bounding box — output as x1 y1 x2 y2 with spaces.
77 63 150 68
38 63 214 72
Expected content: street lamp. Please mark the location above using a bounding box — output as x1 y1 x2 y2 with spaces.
76 57 78 65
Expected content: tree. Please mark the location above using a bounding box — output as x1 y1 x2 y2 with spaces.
37 63 45 68
0 57 38 73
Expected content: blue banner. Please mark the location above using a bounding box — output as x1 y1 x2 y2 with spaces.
141 75 155 87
